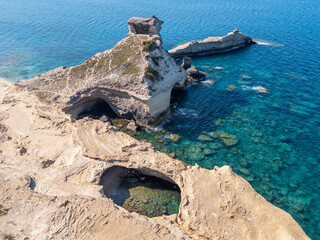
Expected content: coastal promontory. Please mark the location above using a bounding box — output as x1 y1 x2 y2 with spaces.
16 16 188 126
0 16 310 240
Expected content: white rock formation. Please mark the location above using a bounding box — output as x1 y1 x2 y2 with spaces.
169 30 255 58
16 17 188 126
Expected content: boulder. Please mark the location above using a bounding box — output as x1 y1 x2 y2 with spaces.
126 120 138 132
169 30 255 58
187 66 206 81
127 16 164 35
180 57 192 70
16 16 188 127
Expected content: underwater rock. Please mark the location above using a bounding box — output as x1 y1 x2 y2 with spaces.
284 72 307 81
186 145 205 161
207 142 223 150
169 30 255 58
197 134 213 141
240 158 249 167
279 143 293 152
171 134 181 142
122 186 180 218
214 118 222 126
203 148 215 156
212 131 239 146
226 84 238 91
238 167 251 176
16 16 188 127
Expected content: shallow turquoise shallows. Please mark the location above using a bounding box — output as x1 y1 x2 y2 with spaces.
1 0 320 238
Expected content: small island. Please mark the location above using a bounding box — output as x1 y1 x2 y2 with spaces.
169 30 255 58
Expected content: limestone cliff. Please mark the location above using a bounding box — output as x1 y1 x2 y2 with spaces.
169 30 254 58
0 78 310 239
16 16 188 126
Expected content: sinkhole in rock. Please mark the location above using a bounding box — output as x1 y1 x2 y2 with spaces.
99 166 181 217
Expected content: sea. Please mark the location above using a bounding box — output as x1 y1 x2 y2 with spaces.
1 0 320 238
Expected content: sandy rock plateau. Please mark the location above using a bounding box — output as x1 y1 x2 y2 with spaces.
0 78 309 239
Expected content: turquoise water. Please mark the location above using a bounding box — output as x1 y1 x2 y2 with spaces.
107 170 181 218
1 0 320 238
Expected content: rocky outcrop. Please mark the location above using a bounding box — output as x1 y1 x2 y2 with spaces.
180 57 206 82
180 57 192 70
0 78 310 239
169 30 255 58
16 16 188 127
187 66 206 81
128 16 164 35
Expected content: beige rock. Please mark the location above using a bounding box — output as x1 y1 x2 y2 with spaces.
0 78 310 239
169 30 255 58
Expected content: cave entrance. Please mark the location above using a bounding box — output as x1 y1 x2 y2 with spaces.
170 87 188 107
99 166 181 218
76 99 118 120
64 98 121 120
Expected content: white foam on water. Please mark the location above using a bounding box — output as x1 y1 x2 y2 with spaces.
175 108 198 118
254 39 284 47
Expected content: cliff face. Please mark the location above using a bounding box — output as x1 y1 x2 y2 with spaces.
169 30 254 58
0 78 310 240
16 17 188 126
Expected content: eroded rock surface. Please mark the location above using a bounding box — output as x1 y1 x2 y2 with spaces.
0 79 310 239
169 30 255 58
15 17 188 127
128 16 164 35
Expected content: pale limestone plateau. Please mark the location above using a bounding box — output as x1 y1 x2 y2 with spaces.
0 78 310 239
0 16 310 240
169 30 254 59
16 16 188 127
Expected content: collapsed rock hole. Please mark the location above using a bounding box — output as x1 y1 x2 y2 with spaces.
99 166 181 217
64 98 124 120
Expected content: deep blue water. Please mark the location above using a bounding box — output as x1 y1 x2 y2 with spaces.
1 0 320 238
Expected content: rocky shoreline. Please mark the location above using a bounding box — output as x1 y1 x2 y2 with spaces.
0 16 310 239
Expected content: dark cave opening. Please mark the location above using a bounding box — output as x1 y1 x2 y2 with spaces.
76 99 119 120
